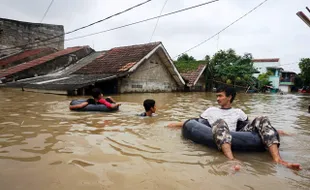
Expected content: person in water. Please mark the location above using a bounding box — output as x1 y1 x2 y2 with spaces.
138 99 156 117
69 88 121 110
168 86 301 170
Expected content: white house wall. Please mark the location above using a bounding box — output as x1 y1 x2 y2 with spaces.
119 53 178 93
253 61 280 78
279 85 290 93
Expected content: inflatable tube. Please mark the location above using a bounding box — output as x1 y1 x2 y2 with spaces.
70 99 119 112
182 119 266 152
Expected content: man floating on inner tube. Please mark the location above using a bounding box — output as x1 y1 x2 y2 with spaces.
167 86 302 171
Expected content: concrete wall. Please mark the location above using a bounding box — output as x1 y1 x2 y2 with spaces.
269 76 280 89
279 85 290 93
253 61 280 78
0 18 64 51
119 53 179 93
8 47 93 82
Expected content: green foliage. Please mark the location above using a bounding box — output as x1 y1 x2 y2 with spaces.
298 58 310 85
174 49 257 90
206 49 256 88
257 71 272 89
294 74 304 88
174 60 207 73
177 53 196 62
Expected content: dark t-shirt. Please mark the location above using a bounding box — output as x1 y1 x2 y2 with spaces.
87 98 97 104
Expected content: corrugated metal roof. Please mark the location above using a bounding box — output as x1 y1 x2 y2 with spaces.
0 46 87 78
0 47 56 67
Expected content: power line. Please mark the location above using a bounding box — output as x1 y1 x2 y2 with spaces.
65 0 152 36
38 0 220 47
149 0 169 42
40 0 55 23
174 0 269 59
0 0 152 51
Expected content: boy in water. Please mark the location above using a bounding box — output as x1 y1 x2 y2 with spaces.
139 99 156 117
69 88 121 110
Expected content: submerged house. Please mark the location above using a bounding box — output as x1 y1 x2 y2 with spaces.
252 58 280 78
0 47 57 70
0 46 93 83
279 71 296 92
10 42 185 95
252 58 282 90
179 64 207 91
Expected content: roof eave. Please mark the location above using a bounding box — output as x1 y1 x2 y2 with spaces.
128 43 185 86
192 65 207 86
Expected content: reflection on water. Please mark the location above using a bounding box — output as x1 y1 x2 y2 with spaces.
0 88 309 190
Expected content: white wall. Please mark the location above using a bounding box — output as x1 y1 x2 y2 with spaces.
253 61 280 78
119 53 178 93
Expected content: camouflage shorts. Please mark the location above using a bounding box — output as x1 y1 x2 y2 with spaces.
212 116 280 150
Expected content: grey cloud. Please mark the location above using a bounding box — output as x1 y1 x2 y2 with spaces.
1 0 309 73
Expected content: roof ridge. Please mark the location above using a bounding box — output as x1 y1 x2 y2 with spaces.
111 41 161 50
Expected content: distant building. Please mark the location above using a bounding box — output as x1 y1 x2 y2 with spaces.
0 17 64 58
252 58 283 90
180 64 207 92
252 58 297 92
279 71 296 92
0 46 93 83
252 58 280 78
0 47 57 70
7 42 185 95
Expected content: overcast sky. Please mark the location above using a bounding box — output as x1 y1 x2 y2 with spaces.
1 0 309 73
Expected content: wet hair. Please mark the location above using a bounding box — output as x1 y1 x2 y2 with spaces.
91 88 102 99
143 99 156 112
216 86 236 103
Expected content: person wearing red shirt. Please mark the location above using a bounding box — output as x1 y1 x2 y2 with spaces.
69 88 121 110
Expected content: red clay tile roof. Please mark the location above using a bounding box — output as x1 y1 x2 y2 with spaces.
0 47 56 67
252 58 280 62
75 42 161 74
181 64 206 86
0 46 87 78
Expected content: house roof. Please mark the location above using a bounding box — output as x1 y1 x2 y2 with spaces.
0 46 89 78
281 71 296 74
75 42 185 86
0 47 56 67
252 58 280 62
266 66 283 70
75 42 161 74
181 64 207 87
9 51 106 85
8 74 117 91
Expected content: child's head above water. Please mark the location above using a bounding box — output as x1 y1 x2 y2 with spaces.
143 99 156 113
91 88 103 99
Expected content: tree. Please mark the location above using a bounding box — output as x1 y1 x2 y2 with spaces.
177 53 196 62
294 74 304 88
299 58 310 85
257 71 272 87
204 55 210 62
206 49 256 89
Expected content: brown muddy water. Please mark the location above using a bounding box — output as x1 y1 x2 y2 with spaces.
0 88 309 190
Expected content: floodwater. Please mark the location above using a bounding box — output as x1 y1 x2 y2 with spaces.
0 88 309 190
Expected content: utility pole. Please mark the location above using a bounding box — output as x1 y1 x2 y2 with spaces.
296 8 310 28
